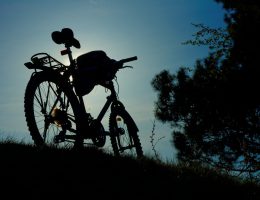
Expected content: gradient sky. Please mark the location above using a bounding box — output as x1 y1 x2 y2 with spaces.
0 0 226 161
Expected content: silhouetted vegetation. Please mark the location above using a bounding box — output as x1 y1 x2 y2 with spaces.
151 0 260 182
0 141 259 200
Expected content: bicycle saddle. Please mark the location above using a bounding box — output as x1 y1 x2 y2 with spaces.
51 28 81 49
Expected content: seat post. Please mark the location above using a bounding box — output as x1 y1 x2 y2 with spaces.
65 45 75 67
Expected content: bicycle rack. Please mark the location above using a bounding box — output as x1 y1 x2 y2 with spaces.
30 53 66 70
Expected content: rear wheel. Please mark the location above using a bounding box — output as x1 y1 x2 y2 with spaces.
109 109 143 158
24 71 82 148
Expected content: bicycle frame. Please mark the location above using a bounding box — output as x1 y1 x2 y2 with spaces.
96 83 117 122
64 46 121 128
25 46 121 131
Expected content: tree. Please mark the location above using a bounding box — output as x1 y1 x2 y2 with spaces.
151 0 260 181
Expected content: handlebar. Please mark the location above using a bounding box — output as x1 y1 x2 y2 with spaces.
119 56 137 64
116 56 137 69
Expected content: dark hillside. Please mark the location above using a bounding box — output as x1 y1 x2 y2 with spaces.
0 141 258 200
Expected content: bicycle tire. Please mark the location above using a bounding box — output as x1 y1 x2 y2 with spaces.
24 71 82 148
109 108 143 158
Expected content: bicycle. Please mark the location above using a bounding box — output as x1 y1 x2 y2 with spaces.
24 28 143 157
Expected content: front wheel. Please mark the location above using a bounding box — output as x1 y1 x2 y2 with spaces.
109 109 143 158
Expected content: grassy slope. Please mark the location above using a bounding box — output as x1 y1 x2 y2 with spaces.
0 141 259 200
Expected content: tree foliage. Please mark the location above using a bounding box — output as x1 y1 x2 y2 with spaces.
151 0 260 181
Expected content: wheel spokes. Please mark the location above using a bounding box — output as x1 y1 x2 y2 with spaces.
33 81 76 145
116 116 135 153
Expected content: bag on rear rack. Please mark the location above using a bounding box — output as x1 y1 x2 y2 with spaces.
74 50 116 96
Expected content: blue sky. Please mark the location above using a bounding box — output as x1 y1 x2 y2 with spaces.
0 0 226 161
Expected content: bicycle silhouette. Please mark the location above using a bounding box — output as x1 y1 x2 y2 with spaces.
24 28 143 157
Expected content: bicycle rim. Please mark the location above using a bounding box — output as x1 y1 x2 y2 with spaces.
24 72 80 148
109 109 143 158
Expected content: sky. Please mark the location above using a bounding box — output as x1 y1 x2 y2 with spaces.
0 0 226 161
